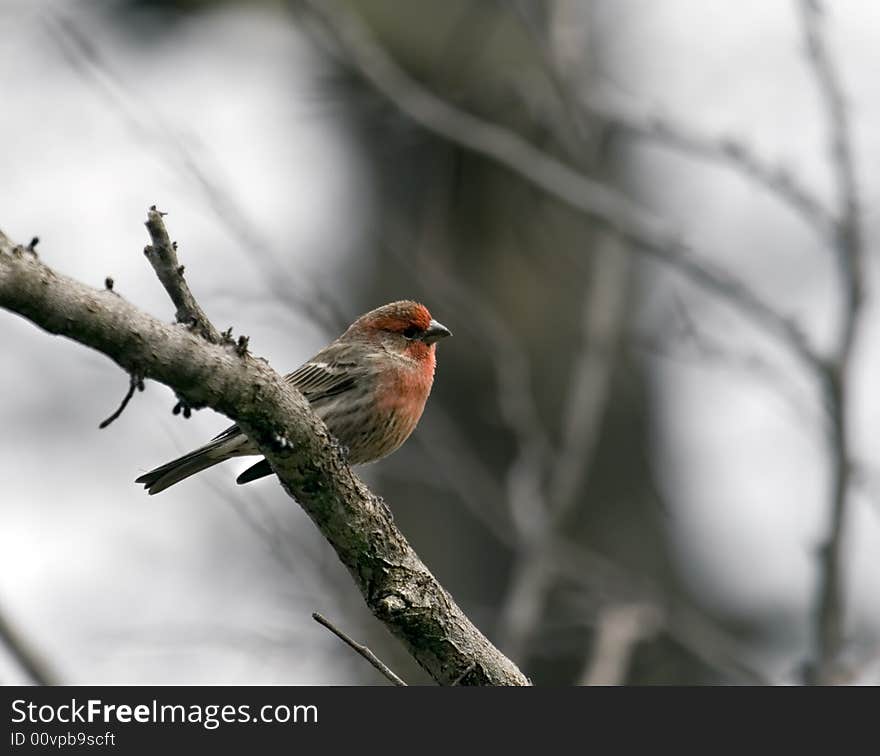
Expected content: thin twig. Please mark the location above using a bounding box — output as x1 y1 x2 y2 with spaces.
312 612 407 686
143 207 222 344
98 371 144 428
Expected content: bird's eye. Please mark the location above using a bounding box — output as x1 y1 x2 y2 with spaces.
402 326 421 340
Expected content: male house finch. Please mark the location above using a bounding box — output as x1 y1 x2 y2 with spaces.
136 300 451 494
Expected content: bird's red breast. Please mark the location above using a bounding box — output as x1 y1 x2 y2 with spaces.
335 301 442 462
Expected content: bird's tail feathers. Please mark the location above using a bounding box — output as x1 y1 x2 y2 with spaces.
236 458 274 485
135 437 248 495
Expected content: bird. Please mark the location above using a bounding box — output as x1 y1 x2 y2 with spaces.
136 300 451 495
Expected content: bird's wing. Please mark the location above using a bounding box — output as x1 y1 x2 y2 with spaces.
209 347 360 443
284 357 358 402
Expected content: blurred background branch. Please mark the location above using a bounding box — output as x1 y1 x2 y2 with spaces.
798 0 864 685
301 0 821 371
0 603 58 686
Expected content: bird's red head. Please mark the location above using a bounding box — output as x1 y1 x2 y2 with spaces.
364 300 432 335
347 301 452 361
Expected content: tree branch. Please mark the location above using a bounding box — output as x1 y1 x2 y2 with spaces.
143 206 222 344
0 217 529 687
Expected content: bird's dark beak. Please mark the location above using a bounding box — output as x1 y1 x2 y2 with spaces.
422 319 452 345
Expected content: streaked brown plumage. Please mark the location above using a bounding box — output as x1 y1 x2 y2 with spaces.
136 301 450 494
